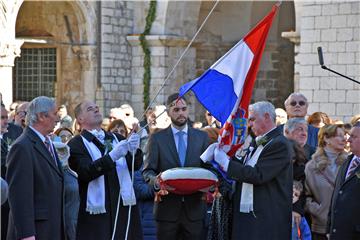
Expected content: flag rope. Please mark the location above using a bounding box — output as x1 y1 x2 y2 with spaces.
137 0 220 122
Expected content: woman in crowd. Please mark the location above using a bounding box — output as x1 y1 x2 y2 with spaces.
305 124 347 240
53 127 79 240
307 112 331 129
107 119 128 137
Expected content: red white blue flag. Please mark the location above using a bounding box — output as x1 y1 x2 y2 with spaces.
179 4 279 157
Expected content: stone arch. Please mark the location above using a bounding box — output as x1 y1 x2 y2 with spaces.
14 1 98 115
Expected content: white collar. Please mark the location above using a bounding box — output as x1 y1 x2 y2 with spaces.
258 127 276 139
29 126 46 142
171 124 188 135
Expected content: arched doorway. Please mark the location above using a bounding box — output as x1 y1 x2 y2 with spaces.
14 1 97 115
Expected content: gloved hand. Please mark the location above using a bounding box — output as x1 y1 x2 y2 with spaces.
127 133 140 152
109 140 128 161
214 147 230 172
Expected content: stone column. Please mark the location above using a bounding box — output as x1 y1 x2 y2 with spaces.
0 40 24 106
127 35 197 120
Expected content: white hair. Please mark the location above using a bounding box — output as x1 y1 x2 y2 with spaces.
25 96 56 126
249 101 276 122
284 118 308 134
284 92 308 107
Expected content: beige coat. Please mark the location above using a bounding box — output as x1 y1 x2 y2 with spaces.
304 151 346 234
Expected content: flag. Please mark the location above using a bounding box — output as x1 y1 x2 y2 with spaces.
179 4 278 157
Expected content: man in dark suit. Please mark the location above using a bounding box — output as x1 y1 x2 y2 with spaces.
328 122 360 240
214 101 293 240
6 96 64 240
143 93 209 240
68 100 143 240
1 103 22 240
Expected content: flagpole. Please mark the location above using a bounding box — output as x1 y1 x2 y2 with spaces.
143 0 220 115
212 4 280 70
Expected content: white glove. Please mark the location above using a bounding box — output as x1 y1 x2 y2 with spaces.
109 140 128 161
200 142 218 163
127 133 140 152
214 147 230 172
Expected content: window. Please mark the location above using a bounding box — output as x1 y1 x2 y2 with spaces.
13 48 56 101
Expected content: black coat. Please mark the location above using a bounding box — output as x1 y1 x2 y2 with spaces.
328 154 360 240
1 123 23 240
227 127 293 240
6 127 64 240
68 130 143 240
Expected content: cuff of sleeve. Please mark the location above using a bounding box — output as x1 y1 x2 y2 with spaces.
153 182 160 192
222 159 230 172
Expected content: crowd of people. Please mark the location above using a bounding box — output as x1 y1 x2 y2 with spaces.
0 91 359 240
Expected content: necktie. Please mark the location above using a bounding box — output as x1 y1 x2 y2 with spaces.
44 137 57 166
176 131 186 167
345 157 360 179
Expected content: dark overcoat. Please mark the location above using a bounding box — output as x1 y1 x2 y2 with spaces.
328 154 360 240
227 127 293 240
6 127 64 240
68 130 143 240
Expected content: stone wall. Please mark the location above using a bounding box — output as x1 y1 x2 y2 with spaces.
127 35 197 120
98 1 134 117
298 0 360 122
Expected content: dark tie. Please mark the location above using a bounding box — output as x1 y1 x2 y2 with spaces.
346 157 360 179
44 137 57 166
176 131 186 166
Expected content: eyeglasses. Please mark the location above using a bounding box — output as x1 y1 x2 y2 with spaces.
289 101 306 107
16 111 27 116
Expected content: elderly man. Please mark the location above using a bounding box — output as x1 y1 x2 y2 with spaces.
284 118 316 160
214 101 293 240
328 122 360 240
6 96 63 240
282 92 319 148
13 101 29 128
68 100 143 240
143 93 209 240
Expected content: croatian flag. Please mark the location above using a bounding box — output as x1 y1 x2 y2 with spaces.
179 4 278 157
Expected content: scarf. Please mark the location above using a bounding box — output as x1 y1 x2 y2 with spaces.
240 139 272 213
81 134 136 214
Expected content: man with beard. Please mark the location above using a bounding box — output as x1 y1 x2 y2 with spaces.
143 93 209 240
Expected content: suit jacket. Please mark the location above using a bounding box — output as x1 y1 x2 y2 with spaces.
6 127 64 240
227 127 293 240
68 130 143 240
1 123 22 240
328 154 360 240
142 126 209 222
1 123 23 178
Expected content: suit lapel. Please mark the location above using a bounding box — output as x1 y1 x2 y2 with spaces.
185 127 195 167
26 128 62 177
342 155 360 186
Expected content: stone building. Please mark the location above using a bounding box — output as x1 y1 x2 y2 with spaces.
0 0 358 123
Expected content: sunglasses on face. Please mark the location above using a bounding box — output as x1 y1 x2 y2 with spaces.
290 101 306 107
